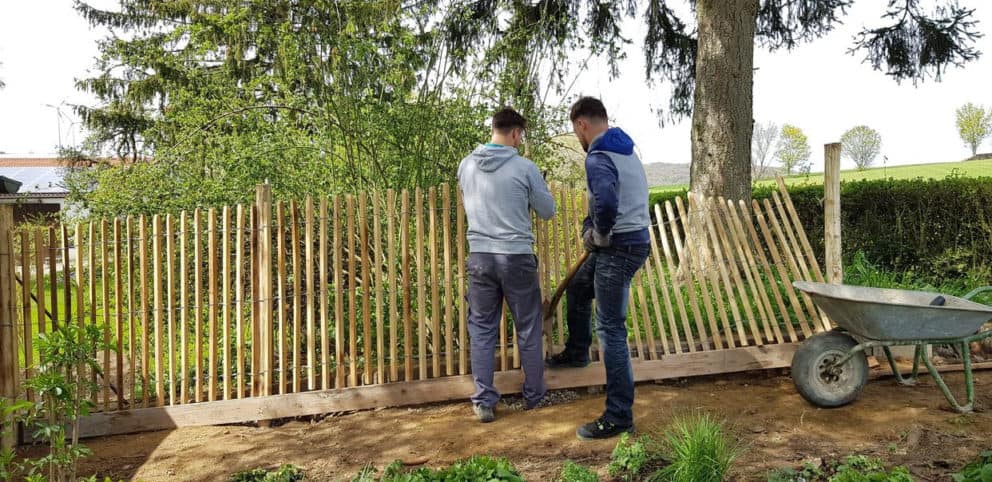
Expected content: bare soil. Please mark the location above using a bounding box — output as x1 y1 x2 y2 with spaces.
26 370 992 481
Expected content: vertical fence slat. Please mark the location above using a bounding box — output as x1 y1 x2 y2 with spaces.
276 202 287 395
221 208 232 400
387 191 399 382
236 206 245 398
456 189 467 376
751 200 806 341
256 185 274 396
333 196 345 388
441 185 453 377
360 193 372 384
665 202 712 351
414 189 427 381
193 210 204 402
114 219 125 409
207 209 218 401
290 200 302 392
319 199 330 390
136 219 149 407
250 206 259 396
126 218 137 406
166 215 177 406
62 224 71 331
373 191 385 384
20 232 32 401
674 198 723 350
305 198 316 390
150 216 164 406
88 222 98 402
48 226 58 331
34 230 46 337
347 195 358 386
100 221 111 411
179 214 189 404
399 190 412 381
427 187 440 378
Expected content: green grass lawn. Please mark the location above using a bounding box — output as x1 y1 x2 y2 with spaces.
650 158 992 193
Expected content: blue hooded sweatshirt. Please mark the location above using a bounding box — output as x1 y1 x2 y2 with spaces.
458 144 556 254
583 127 651 246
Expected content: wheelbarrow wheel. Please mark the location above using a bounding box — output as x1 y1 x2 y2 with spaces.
792 331 868 408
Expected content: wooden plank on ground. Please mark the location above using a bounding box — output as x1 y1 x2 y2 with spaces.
71 343 800 439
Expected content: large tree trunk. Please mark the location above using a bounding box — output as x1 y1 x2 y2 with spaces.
690 0 758 202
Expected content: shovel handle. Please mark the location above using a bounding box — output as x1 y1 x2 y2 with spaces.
543 250 591 321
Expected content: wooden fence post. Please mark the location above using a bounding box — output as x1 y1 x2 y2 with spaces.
824 143 842 284
256 184 274 396
0 205 16 448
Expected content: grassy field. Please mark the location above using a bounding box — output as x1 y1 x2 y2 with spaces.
650 158 992 193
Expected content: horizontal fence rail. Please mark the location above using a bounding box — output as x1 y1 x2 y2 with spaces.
2 181 825 419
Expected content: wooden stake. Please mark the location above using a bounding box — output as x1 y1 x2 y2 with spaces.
179 214 189 404
415 188 427 380
373 191 385 384
137 219 149 407
305 198 316 389
193 210 203 402
207 210 218 401
332 196 344 388
824 143 843 285
290 200 301 392
455 189 467 375
428 187 440 378
166 216 176 406
276 201 287 395
319 199 329 390
236 206 245 398
360 193 372 384
255 184 274 396
152 216 164 406
114 221 124 408
675 198 723 349
347 195 358 386
401 190 413 381
441 185 453 377
387 190 399 382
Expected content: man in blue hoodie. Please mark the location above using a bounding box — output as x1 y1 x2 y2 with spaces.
458 107 557 423
546 97 651 440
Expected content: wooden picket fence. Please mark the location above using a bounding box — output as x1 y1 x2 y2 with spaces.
0 180 825 439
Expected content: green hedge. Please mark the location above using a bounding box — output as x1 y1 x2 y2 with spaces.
649 176 992 281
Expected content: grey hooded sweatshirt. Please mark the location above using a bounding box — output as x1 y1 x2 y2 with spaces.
458 144 556 254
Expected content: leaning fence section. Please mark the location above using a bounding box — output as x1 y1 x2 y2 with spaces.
2 181 824 414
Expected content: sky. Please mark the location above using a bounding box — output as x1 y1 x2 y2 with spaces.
1 1 991 173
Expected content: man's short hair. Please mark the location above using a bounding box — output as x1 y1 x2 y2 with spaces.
492 107 527 133
569 97 608 123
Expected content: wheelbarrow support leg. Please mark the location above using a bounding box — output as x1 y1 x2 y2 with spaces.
882 346 921 386
920 342 974 414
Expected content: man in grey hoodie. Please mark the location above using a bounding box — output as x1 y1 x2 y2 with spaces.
458 107 556 423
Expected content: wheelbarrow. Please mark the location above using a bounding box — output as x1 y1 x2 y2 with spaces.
790 281 992 413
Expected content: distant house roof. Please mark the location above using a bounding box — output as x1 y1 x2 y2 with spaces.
0 158 70 204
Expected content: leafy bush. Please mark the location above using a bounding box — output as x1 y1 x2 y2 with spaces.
952 451 992 481
229 464 305 482
609 432 658 480
558 460 599 482
654 413 736 482
768 455 914 482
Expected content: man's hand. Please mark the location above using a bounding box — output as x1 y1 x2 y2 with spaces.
582 228 611 252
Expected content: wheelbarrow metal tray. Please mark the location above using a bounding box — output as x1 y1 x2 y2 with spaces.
793 281 992 341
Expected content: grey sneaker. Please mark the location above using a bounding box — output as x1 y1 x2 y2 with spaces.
473 404 495 423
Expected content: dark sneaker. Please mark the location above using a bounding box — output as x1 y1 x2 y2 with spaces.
473 404 495 423
576 417 634 440
524 397 553 411
545 351 590 369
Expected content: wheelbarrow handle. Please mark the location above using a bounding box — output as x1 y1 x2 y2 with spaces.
963 286 992 301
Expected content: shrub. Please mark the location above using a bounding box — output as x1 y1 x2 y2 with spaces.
609 432 663 480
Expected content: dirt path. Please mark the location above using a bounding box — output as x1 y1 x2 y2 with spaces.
47 370 992 481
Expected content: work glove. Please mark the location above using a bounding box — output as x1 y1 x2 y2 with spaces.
582 227 611 252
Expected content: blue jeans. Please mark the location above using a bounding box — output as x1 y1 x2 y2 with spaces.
564 245 650 426
466 253 547 408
